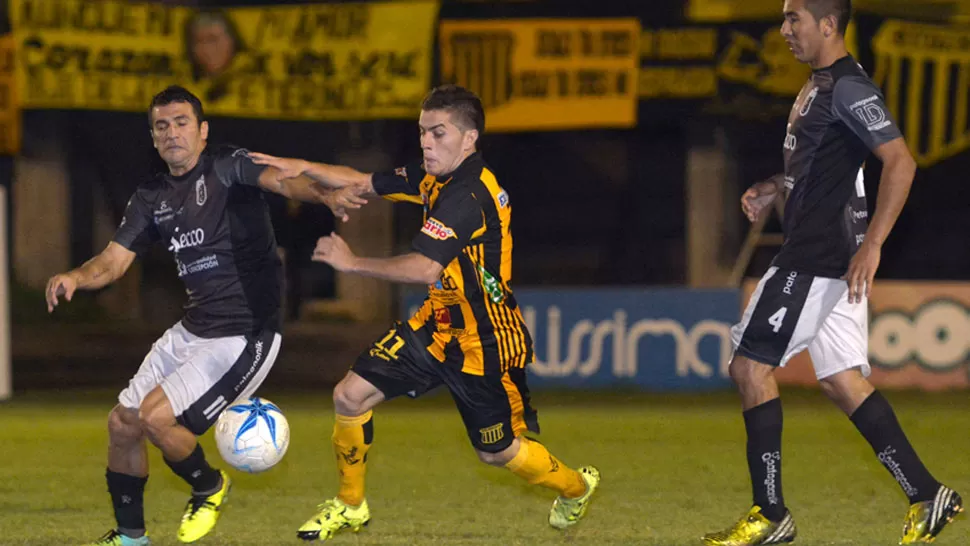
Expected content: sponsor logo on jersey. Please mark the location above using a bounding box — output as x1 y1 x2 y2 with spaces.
850 95 892 132
168 228 205 253
175 254 219 277
421 217 457 240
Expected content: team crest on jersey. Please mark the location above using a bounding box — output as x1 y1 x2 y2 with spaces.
421 217 457 240
497 189 509 208
195 176 207 206
394 166 407 178
479 423 504 445
799 87 819 116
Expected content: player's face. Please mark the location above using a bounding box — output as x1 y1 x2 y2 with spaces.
418 109 478 177
781 0 825 65
151 102 209 170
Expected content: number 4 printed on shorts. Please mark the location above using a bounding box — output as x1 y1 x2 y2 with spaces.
768 307 788 333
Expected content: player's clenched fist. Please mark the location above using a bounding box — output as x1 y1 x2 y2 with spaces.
312 233 357 272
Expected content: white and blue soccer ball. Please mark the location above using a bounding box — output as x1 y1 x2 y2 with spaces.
214 397 290 473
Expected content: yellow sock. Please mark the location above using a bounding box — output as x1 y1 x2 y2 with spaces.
332 411 373 507
505 438 587 498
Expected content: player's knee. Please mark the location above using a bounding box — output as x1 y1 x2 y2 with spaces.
108 405 142 444
333 381 369 416
728 355 772 387
475 439 518 467
333 374 381 416
137 399 176 436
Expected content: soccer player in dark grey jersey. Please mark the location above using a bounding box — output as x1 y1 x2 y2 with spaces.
704 2 963 545
44 86 358 546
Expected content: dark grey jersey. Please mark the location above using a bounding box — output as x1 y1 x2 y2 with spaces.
113 145 281 337
774 55 902 278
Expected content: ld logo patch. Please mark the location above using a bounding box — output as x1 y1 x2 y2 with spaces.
479 423 505 445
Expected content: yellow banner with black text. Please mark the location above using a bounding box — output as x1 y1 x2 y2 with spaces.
0 34 20 155
439 19 640 132
10 0 439 120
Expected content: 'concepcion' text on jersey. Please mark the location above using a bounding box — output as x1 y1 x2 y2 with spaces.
775 55 902 278
372 152 533 376
113 145 281 337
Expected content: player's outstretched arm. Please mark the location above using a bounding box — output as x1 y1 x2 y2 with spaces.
844 138 916 303
311 233 442 285
256 168 369 223
249 152 377 194
45 242 136 312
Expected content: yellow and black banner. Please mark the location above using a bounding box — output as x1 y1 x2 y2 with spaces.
439 18 640 132
0 34 19 155
10 0 439 120
637 22 816 121
868 18 970 167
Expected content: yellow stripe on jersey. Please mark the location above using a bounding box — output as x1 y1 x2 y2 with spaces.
478 168 514 284
381 193 423 205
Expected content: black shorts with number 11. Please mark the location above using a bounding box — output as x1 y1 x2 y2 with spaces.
352 321 539 453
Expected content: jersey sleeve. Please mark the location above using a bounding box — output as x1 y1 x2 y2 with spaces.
831 76 903 151
213 146 266 187
112 192 160 255
411 189 482 267
371 161 424 204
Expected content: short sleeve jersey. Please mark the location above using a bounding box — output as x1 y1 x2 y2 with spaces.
775 55 903 277
113 145 281 337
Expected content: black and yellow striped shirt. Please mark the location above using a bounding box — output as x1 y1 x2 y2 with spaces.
372 152 533 376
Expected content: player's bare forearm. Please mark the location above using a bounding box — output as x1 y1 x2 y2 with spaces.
764 173 786 192
274 175 329 204
69 246 132 290
347 253 443 285
303 162 375 193
866 150 917 247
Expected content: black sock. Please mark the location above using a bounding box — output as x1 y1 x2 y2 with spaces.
850 390 940 503
744 398 786 521
164 443 221 495
106 469 147 536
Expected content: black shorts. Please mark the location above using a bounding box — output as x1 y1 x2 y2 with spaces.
353 322 539 453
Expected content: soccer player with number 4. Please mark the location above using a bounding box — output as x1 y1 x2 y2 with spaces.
703 1 963 545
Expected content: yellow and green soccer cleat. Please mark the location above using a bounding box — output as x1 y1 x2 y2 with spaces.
900 485 963 544
549 465 601 530
176 470 231 543
82 530 151 546
297 498 371 541
702 506 796 546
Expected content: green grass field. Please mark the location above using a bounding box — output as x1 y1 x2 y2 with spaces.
1 388 968 546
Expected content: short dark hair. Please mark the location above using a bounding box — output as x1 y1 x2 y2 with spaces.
149 85 205 125
806 0 852 36
421 85 485 135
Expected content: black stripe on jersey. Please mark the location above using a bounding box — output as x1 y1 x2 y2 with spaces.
471 243 515 371
737 268 815 367
472 184 529 371
459 244 503 374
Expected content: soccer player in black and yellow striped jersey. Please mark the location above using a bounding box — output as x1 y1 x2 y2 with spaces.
251 85 600 541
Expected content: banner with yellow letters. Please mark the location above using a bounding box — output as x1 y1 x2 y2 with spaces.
0 34 19 155
10 0 440 120
439 19 640 132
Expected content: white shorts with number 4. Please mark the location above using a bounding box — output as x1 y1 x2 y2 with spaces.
731 266 871 380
